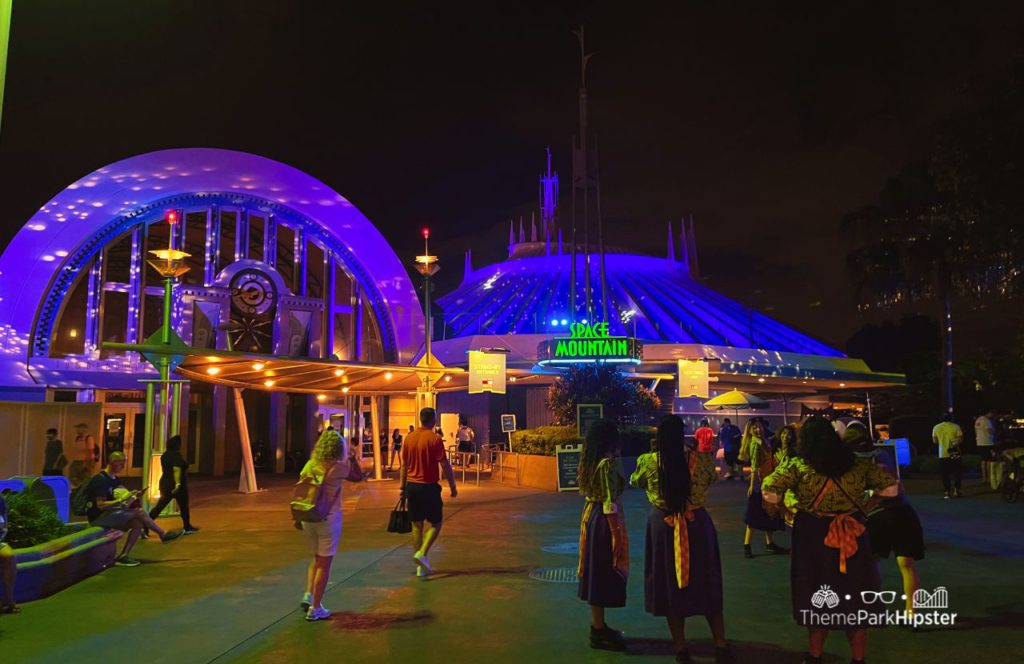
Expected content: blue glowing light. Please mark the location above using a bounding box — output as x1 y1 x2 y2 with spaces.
436 252 843 356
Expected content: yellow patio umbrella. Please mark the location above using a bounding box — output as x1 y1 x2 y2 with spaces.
702 389 769 411
702 389 770 427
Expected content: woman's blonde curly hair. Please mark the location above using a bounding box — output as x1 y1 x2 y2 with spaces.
312 429 344 463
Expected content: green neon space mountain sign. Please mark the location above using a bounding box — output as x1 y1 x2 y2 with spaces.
537 322 643 366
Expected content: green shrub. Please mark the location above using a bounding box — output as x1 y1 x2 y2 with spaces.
3 491 74 549
509 424 656 458
511 426 581 456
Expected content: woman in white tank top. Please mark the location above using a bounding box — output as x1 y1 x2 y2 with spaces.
298 429 349 621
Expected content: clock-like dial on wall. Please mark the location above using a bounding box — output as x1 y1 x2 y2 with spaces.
230 268 278 316
226 268 278 353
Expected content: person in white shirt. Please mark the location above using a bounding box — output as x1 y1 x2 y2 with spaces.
974 412 995 452
932 413 964 499
456 420 475 454
974 411 998 484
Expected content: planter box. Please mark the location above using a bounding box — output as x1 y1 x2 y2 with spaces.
517 454 558 492
3 526 122 603
511 454 639 493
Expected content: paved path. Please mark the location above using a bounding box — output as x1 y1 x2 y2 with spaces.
2 471 1022 663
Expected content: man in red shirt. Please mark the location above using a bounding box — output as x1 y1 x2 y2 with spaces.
694 418 716 454
400 407 457 577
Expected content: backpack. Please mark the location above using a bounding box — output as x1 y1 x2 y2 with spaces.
71 481 93 516
290 464 340 523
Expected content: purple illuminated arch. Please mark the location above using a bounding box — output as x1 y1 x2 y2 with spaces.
0 148 424 385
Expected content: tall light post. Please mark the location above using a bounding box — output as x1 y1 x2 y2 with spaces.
414 227 440 410
142 211 190 509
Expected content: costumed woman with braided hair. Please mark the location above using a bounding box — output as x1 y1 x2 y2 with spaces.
577 419 629 652
742 419 788 558
762 416 898 664
631 415 730 664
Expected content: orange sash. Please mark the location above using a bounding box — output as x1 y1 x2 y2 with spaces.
663 509 695 589
823 513 865 574
578 501 630 580
811 477 866 574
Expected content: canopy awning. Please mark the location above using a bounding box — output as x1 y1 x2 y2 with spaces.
175 350 540 396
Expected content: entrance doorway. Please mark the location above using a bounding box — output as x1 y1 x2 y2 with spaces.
101 404 145 477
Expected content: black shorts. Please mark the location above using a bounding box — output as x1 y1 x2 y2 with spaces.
405 482 443 524
723 449 740 466
867 502 924 560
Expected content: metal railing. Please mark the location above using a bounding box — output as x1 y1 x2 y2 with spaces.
446 446 483 486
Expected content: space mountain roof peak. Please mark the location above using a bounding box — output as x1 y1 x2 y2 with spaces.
437 246 843 358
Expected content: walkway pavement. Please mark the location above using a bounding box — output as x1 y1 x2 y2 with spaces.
2 470 1022 663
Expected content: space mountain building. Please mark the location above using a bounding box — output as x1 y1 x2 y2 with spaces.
430 154 903 442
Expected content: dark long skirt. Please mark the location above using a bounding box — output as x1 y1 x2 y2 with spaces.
791 511 882 629
744 489 785 532
577 506 627 608
644 507 723 618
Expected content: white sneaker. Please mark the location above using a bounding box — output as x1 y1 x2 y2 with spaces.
412 551 433 573
306 605 331 622
416 565 429 578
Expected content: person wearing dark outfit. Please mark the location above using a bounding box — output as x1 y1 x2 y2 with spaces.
148 435 198 534
631 416 731 663
743 420 788 558
42 428 67 476
762 416 898 664
719 419 742 479
577 419 629 652
844 427 925 618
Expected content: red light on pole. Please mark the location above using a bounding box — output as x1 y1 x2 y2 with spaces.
167 210 179 225
421 227 430 239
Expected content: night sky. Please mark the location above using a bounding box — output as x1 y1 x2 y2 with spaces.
2 2 1023 349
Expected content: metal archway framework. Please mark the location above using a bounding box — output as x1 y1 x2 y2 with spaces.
32 191 397 362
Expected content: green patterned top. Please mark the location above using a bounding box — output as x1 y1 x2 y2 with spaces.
581 456 627 514
630 451 718 511
762 456 898 515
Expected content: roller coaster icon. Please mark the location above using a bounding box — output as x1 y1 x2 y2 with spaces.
912 587 949 609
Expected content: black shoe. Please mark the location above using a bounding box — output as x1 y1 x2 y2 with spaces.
161 530 184 543
183 526 200 535
715 646 734 663
114 555 141 567
676 650 693 663
590 625 626 651
0 603 20 614
767 543 790 555
743 544 754 559
801 656 822 664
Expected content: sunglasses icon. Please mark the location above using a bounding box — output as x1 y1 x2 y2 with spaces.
860 591 897 604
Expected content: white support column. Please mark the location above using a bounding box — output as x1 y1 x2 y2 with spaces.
233 388 259 494
370 395 383 480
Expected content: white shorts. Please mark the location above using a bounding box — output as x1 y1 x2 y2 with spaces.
302 511 342 557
